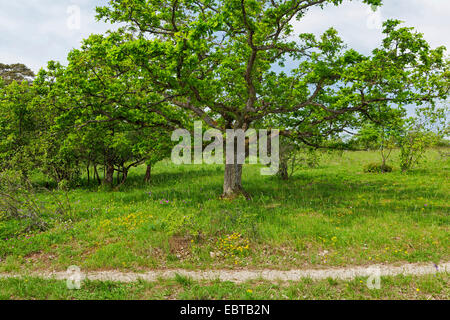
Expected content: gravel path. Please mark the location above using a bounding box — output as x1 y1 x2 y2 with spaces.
1 262 448 283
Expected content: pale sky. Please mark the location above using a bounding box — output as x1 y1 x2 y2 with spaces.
0 0 449 73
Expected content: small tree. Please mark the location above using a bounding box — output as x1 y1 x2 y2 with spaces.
397 106 447 171
356 122 398 167
278 136 300 180
278 137 326 180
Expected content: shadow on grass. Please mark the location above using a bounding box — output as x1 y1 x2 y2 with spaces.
32 163 448 223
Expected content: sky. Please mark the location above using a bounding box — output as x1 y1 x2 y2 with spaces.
0 0 449 73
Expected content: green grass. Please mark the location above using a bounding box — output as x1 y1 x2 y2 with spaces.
0 149 448 273
0 273 448 300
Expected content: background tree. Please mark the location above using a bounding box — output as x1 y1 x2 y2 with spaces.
352 103 448 171
352 108 403 167
0 79 41 176
0 63 35 85
34 35 181 187
397 105 448 171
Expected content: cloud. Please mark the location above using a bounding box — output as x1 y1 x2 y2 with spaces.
0 0 448 73
292 0 450 54
0 0 112 72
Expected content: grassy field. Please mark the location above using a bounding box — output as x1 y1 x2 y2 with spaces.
0 273 448 300
0 149 448 275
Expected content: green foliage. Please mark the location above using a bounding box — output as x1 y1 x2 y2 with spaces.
162 212 200 239
278 137 324 180
3 0 450 197
398 128 439 172
278 137 301 180
435 137 450 148
0 80 40 175
353 102 448 171
397 106 447 171
32 43 179 187
364 162 393 173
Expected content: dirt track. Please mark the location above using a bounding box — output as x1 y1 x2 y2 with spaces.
1 261 448 283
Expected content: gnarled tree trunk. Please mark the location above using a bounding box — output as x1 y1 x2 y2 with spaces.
222 162 250 200
103 162 115 186
221 129 252 200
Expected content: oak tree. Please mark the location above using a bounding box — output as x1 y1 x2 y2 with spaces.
94 0 449 197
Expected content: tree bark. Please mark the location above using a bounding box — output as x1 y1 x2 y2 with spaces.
122 165 127 182
117 166 128 188
222 162 250 200
221 130 252 200
144 164 152 184
93 164 101 185
279 161 289 180
86 162 90 185
104 162 115 186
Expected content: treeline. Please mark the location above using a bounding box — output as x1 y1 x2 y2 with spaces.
1 60 448 189
0 62 176 188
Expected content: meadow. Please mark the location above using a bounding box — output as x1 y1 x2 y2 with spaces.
0 148 448 277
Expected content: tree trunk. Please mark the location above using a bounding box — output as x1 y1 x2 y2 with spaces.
93 164 101 185
221 131 252 200
222 163 250 200
144 164 152 184
123 167 128 183
381 143 386 167
279 161 289 180
86 163 90 185
117 167 128 188
103 162 115 186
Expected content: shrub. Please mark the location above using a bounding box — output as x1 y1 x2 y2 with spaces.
397 130 438 172
0 170 71 236
210 209 259 239
364 163 393 173
278 137 324 180
435 138 450 148
162 212 200 239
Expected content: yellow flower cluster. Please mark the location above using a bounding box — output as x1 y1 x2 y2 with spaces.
383 246 409 255
217 232 250 258
336 208 353 217
99 212 153 232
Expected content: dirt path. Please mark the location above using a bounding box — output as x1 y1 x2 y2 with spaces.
1 262 448 283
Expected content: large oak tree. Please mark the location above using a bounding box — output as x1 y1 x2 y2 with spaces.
94 0 449 198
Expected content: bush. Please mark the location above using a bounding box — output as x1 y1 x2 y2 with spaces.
162 212 200 239
435 139 450 148
277 137 325 180
364 163 393 173
0 170 71 236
